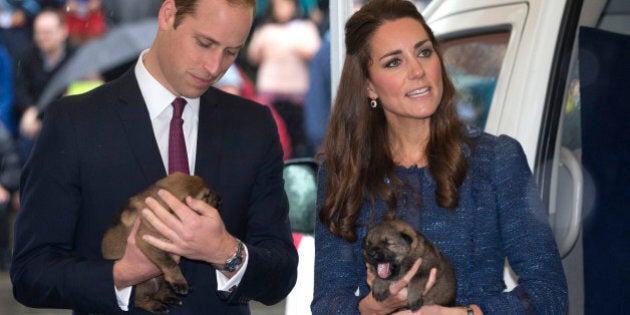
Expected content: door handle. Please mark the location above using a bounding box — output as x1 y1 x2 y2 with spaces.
556 147 583 258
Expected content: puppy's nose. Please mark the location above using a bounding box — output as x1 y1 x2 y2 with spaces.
367 247 382 260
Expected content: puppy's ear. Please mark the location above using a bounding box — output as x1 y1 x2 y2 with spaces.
215 195 222 211
196 188 210 202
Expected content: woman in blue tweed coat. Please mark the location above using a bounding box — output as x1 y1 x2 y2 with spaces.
311 1 567 314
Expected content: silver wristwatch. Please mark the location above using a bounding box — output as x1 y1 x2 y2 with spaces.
217 238 243 272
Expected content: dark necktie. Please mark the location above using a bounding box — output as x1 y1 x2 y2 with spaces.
168 97 189 174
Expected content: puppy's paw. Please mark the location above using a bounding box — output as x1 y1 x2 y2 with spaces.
137 286 183 313
408 295 423 311
371 281 391 301
161 294 182 308
137 299 173 314
170 281 190 296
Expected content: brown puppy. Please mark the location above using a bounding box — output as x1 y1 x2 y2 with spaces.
363 219 456 311
101 173 221 314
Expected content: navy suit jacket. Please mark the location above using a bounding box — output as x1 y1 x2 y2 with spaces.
11 69 298 314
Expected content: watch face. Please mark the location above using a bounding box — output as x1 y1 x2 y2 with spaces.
225 256 243 272
224 240 244 272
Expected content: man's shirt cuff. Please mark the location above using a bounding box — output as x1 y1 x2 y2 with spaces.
216 244 249 292
115 285 132 311
113 244 249 310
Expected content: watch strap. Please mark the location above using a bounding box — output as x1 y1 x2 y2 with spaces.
217 238 243 272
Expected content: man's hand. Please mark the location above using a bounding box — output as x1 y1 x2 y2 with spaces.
0 185 10 204
140 189 238 266
112 218 162 289
20 107 42 139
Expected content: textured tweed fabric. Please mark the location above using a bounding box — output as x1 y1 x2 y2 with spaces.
311 129 567 314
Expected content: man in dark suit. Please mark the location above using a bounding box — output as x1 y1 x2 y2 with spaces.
10 0 298 314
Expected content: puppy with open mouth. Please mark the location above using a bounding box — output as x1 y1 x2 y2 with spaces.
362 219 457 311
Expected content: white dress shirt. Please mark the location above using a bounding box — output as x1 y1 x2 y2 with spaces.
115 49 248 310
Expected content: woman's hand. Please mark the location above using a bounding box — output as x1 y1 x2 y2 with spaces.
393 304 483 315
359 258 438 314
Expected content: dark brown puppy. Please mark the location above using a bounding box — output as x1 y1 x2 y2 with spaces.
102 173 221 314
363 219 456 311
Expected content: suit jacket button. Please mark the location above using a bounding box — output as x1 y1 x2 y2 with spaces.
216 290 231 301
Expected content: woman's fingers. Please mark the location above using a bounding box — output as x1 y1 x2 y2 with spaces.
390 258 423 294
423 267 437 296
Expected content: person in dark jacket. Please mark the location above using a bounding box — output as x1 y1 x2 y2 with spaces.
0 36 21 272
11 0 297 313
0 123 21 271
0 0 41 65
13 8 75 164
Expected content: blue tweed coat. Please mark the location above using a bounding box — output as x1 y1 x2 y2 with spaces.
311 130 567 314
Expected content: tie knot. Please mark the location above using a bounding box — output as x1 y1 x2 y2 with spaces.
172 97 187 118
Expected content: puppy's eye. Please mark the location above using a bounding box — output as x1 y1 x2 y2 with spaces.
400 232 413 245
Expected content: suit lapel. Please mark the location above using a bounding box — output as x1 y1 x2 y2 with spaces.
195 89 225 187
115 71 167 184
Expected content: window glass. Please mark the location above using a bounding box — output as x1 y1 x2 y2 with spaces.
560 64 581 152
440 32 509 129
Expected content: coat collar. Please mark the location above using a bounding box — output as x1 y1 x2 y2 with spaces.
113 70 227 186
194 88 225 186
114 70 166 184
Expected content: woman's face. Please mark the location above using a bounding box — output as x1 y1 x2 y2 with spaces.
366 17 443 127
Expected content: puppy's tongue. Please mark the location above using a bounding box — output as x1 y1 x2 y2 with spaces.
377 263 391 279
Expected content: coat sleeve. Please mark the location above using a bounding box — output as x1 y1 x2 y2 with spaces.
227 105 299 305
476 135 568 314
10 101 122 313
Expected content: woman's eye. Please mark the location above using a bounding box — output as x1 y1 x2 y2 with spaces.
385 59 401 68
419 48 433 58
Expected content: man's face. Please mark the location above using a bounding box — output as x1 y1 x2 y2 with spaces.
151 0 254 98
33 12 68 54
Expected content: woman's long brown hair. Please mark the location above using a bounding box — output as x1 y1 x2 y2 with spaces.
319 0 468 242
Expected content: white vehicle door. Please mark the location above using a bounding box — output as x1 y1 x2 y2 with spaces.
422 0 629 314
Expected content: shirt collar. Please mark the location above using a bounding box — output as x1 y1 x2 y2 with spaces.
134 49 200 119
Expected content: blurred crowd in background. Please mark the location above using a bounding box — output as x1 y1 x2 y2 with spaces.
0 0 430 273
0 0 169 273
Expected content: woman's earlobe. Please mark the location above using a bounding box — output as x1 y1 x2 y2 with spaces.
366 84 377 100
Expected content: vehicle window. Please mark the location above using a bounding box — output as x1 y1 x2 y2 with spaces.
440 32 509 130
560 65 581 152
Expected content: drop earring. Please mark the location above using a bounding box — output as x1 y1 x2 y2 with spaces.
370 98 378 108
